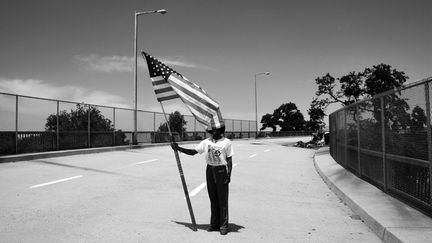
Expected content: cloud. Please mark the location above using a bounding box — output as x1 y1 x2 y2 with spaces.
0 78 130 108
73 54 217 73
74 54 133 72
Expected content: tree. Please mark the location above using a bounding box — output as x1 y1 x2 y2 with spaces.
314 63 408 110
44 104 127 148
158 111 187 135
260 113 278 132
45 104 114 131
305 98 326 131
409 106 427 131
364 64 408 96
260 102 306 131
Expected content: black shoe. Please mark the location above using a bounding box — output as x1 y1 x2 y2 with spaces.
220 228 228 235
206 226 219 232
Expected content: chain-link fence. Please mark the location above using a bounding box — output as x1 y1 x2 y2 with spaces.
0 92 259 156
329 77 432 215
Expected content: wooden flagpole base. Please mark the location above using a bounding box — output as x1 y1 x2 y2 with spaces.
159 102 197 231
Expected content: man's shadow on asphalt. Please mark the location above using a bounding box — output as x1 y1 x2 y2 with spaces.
172 221 245 233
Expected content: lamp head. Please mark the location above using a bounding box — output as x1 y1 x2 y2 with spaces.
157 9 167 14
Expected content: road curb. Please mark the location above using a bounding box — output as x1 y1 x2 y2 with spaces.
0 141 197 163
313 148 402 243
0 137 259 163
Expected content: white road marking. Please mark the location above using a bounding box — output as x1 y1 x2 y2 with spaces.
135 159 158 165
29 175 83 189
189 182 207 198
185 163 238 199
249 154 257 158
264 149 271 152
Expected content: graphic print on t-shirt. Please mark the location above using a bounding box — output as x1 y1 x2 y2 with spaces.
207 145 222 165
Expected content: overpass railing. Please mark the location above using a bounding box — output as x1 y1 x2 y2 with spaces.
0 92 311 156
0 92 258 155
329 77 432 215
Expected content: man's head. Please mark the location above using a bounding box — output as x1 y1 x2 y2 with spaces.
207 125 225 140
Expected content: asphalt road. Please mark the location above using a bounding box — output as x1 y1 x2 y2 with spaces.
0 137 381 242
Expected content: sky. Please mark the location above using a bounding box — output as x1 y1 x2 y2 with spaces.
0 0 431 130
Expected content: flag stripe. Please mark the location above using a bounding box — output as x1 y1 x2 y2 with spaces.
180 96 215 121
168 75 219 109
157 94 180 102
152 79 168 86
153 83 172 90
155 87 175 94
151 76 165 82
173 86 217 118
168 78 219 111
151 76 179 102
168 75 219 114
187 105 212 124
213 109 223 128
156 90 179 97
151 76 180 102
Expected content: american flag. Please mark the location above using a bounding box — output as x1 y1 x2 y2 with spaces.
142 51 224 130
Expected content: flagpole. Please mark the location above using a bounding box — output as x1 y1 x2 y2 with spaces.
159 102 197 232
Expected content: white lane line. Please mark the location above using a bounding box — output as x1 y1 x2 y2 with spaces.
264 149 271 152
29 175 83 189
189 182 207 198
135 159 158 165
185 163 239 199
249 154 257 158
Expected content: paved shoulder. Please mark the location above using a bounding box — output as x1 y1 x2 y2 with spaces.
314 147 432 243
228 140 382 242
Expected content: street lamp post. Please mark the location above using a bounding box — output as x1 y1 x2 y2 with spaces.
254 72 270 138
133 9 167 145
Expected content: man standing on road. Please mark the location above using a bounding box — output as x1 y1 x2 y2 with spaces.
171 125 234 235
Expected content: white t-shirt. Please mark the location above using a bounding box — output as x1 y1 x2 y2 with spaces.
195 137 234 166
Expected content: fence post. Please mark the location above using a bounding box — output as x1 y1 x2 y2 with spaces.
15 95 18 154
232 119 234 133
153 112 156 132
424 82 432 205
248 121 250 138
87 105 91 148
56 101 59 150
357 103 361 176
344 110 347 168
113 107 116 146
380 96 387 191
152 112 156 143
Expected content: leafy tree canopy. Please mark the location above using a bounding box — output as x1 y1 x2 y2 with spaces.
306 98 326 131
260 102 306 131
260 113 278 132
314 63 408 111
158 111 187 135
45 104 114 131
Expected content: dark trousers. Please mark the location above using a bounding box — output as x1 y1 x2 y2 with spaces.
206 165 229 229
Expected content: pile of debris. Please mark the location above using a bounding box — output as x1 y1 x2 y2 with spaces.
294 131 329 149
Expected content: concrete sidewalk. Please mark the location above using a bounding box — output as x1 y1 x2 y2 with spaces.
314 147 432 243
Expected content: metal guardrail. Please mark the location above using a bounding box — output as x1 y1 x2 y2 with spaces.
0 92 312 156
0 91 258 155
329 77 432 215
